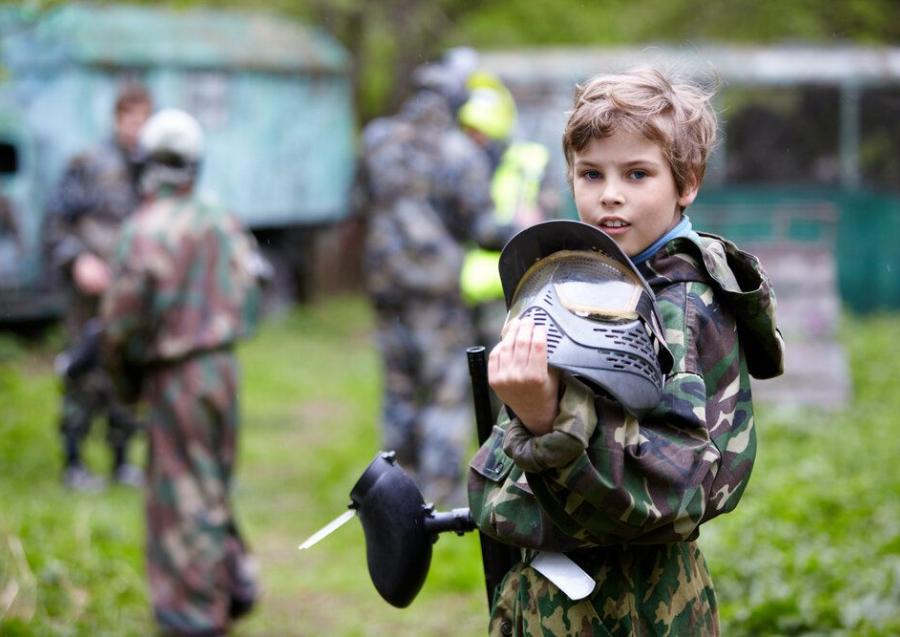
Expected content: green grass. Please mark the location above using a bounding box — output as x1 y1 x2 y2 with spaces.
1 297 899 635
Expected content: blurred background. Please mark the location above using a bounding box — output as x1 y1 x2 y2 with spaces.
1 1 899 635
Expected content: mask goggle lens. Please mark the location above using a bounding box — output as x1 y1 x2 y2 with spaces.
507 251 644 323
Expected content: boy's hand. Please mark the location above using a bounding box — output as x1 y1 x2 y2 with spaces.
73 252 111 296
488 317 561 436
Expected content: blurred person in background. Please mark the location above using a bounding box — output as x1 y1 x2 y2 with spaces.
101 109 263 637
46 81 152 491
457 71 559 352
360 49 520 507
0 195 22 278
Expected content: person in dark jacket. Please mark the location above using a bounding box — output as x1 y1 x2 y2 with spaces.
47 81 152 491
361 56 518 507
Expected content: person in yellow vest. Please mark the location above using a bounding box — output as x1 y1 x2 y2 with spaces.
458 72 559 352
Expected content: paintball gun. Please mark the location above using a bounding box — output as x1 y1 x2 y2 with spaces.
54 318 103 380
299 450 475 608
53 319 142 402
297 345 519 611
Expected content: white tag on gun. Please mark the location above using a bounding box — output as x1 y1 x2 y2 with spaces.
530 551 596 601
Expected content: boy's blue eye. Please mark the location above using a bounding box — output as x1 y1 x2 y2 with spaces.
629 169 648 180
583 169 600 180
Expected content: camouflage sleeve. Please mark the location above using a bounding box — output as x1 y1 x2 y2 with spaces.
468 414 594 553
43 211 81 273
45 158 96 270
364 201 463 301
448 141 515 251
227 216 266 338
50 155 100 222
504 279 755 546
501 376 598 472
100 221 152 395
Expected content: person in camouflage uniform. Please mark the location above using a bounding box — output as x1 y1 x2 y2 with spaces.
361 56 518 507
469 68 785 636
457 70 558 357
47 81 152 490
101 109 262 636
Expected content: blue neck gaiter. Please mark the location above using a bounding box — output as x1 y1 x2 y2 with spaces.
631 215 694 266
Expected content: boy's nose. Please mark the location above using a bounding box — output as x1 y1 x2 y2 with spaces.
600 180 625 207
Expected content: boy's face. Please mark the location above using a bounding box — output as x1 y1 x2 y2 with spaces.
115 102 152 154
572 129 698 257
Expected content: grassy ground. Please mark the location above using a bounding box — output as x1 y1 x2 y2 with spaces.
1 296 898 636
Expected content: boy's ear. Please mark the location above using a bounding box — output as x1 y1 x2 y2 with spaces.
677 174 700 208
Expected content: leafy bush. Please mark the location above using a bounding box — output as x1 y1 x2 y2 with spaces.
701 314 900 636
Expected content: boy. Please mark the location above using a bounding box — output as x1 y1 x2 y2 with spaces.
469 68 784 635
48 81 153 490
102 109 262 636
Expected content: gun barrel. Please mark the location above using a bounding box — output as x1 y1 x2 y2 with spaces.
423 507 476 536
58 318 104 379
466 345 520 611
466 346 494 445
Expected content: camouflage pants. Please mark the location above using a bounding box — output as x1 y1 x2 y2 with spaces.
59 293 140 459
375 302 474 504
141 350 255 636
59 367 140 452
489 543 719 637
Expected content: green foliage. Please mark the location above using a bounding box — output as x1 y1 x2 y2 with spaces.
700 313 900 636
450 0 900 47
2 300 900 635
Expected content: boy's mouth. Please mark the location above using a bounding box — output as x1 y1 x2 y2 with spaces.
598 217 630 234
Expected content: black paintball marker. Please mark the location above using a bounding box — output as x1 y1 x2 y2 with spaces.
298 450 476 608
298 346 519 611
53 319 141 402
54 318 104 380
350 450 475 607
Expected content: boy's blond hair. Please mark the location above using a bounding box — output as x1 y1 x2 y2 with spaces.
562 68 717 196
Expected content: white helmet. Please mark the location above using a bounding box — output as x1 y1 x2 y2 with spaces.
139 108 204 162
138 108 204 192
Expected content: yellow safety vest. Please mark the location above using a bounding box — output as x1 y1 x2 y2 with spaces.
461 141 549 305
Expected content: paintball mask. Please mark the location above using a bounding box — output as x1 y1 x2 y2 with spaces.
499 220 673 419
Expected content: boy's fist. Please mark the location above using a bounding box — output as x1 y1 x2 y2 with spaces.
488 317 560 435
73 252 111 296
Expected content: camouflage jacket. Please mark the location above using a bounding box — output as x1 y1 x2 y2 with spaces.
361 90 514 310
46 138 142 271
360 112 462 308
405 91 516 251
363 195 465 309
469 230 784 549
100 192 262 380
